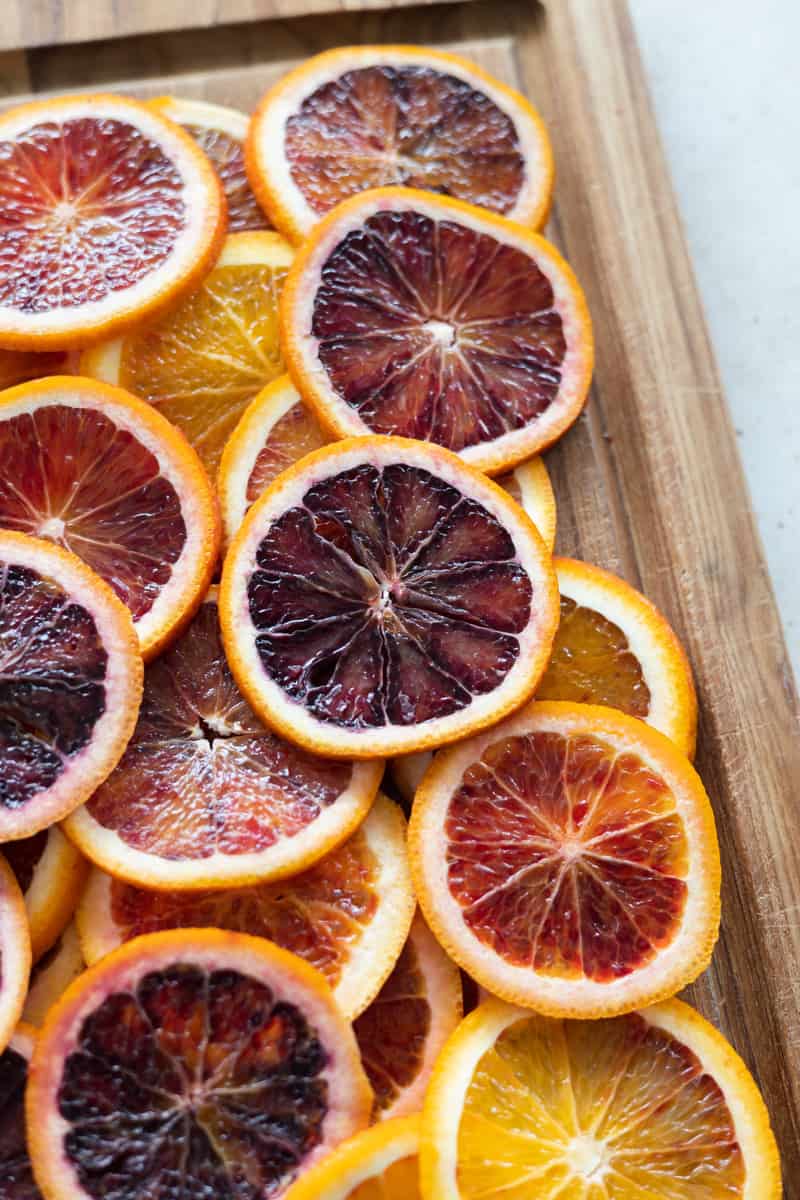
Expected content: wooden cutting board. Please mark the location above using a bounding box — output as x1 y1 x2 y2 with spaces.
5 0 800 1185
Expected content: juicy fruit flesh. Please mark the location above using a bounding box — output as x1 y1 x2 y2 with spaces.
284 65 525 217
458 1012 745 1198
0 404 186 621
4 830 47 893
446 730 688 980
57 963 329 1199
348 1156 420 1200
182 123 268 232
0 1045 39 1200
246 402 327 506
312 209 566 451
0 117 185 314
0 562 107 813
248 461 533 730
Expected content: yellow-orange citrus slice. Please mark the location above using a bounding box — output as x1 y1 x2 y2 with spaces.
280 188 592 473
4 828 87 962
0 93 225 350
247 45 554 242
0 1022 40 1199
28 929 372 1199
0 858 30 1054
76 794 413 1019
409 701 720 1017
22 923 84 1029
284 1115 421 1200
0 376 220 660
421 996 781 1200
0 531 142 839
65 590 381 890
221 436 559 759
82 230 293 476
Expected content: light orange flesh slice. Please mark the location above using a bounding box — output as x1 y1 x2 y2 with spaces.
22 922 84 1028
4 827 88 962
283 1115 421 1200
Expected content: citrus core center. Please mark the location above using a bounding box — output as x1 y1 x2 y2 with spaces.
568 1133 608 1180
424 319 457 348
39 516 66 540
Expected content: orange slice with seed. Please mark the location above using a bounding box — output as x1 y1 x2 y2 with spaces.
4 828 87 962
22 922 84 1029
284 1115 422 1200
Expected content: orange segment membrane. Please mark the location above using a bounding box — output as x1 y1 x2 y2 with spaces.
248 462 532 729
182 123 269 232
284 65 526 217
246 404 327 505
0 1044 39 1200
312 210 566 450
4 830 48 893
445 731 688 980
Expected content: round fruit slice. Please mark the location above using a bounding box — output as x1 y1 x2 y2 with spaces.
28 929 372 1200
0 531 142 839
354 912 462 1120
0 93 225 350
409 701 720 1017
65 589 381 889
221 436 559 759
76 794 413 1019
82 230 293 476
4 828 87 962
284 1115 421 1200
0 376 220 660
280 188 592 473
247 45 554 242
0 858 31 1053
22 923 84 1028
149 95 270 231
0 1023 40 1200
421 996 782 1200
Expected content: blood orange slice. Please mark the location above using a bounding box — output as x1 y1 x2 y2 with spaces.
0 1023 41 1200
247 46 554 242
22 923 84 1029
27 930 372 1200
0 93 225 350
4 828 87 962
498 457 556 551
284 1115 421 1200
0 858 30 1053
409 701 720 1017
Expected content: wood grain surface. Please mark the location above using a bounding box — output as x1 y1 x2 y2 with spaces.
3 0 799 1185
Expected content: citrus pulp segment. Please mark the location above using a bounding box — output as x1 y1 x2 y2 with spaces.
28 929 373 1200
0 858 31 1054
283 1115 421 1200
280 188 592 473
409 701 720 1017
246 45 554 242
220 436 559 759
0 1023 40 1200
0 93 225 350
22 923 84 1029
4 828 87 962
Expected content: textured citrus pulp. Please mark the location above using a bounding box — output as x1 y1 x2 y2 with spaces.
76 794 413 1018
0 93 225 350
0 859 31 1053
409 701 720 1016
221 436 559 759
421 996 782 1200
65 590 381 890
280 188 592 473
22 923 84 1028
0 1023 40 1200
82 231 293 476
28 929 372 1200
4 828 87 962
284 1115 421 1200
246 45 554 243
0 376 220 660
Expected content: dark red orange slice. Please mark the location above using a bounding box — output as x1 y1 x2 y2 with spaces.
0 1024 40 1200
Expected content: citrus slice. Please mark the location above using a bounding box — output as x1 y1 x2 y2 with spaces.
0 348 72 388
0 858 31 1053
421 996 782 1199
4 828 87 962
0 93 225 350
82 231 293 476
284 1115 421 1200
28 929 372 1199
76 794 413 1019
0 531 142 839
65 589 381 890
22 923 84 1028
247 45 554 242
0 1023 41 1200
149 96 269 232
354 912 462 1120
280 188 592 473
0 376 220 660
409 701 720 1017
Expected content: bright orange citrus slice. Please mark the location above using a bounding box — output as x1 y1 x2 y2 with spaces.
421 996 781 1199
220 436 559 759
28 929 372 1200
0 1022 40 1199
4 828 87 962
22 922 84 1029
284 1115 421 1200
409 701 720 1017
65 589 381 890
247 45 554 242
0 376 220 660
280 188 592 473
0 859 31 1054
0 93 225 350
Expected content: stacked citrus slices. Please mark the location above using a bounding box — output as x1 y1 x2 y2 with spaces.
0 44 781 1200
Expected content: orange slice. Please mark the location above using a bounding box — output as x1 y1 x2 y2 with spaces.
0 858 31 1053
409 701 720 1017
82 231 293 476
65 590 381 890
0 531 142 839
28 929 372 1200
0 1022 40 1200
0 93 225 350
247 45 554 242
280 188 592 473
221 436 559 759
22 922 84 1028
354 912 462 1120
76 794 413 1019
421 996 781 1199
0 376 220 660
284 1115 421 1200
4 828 87 962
